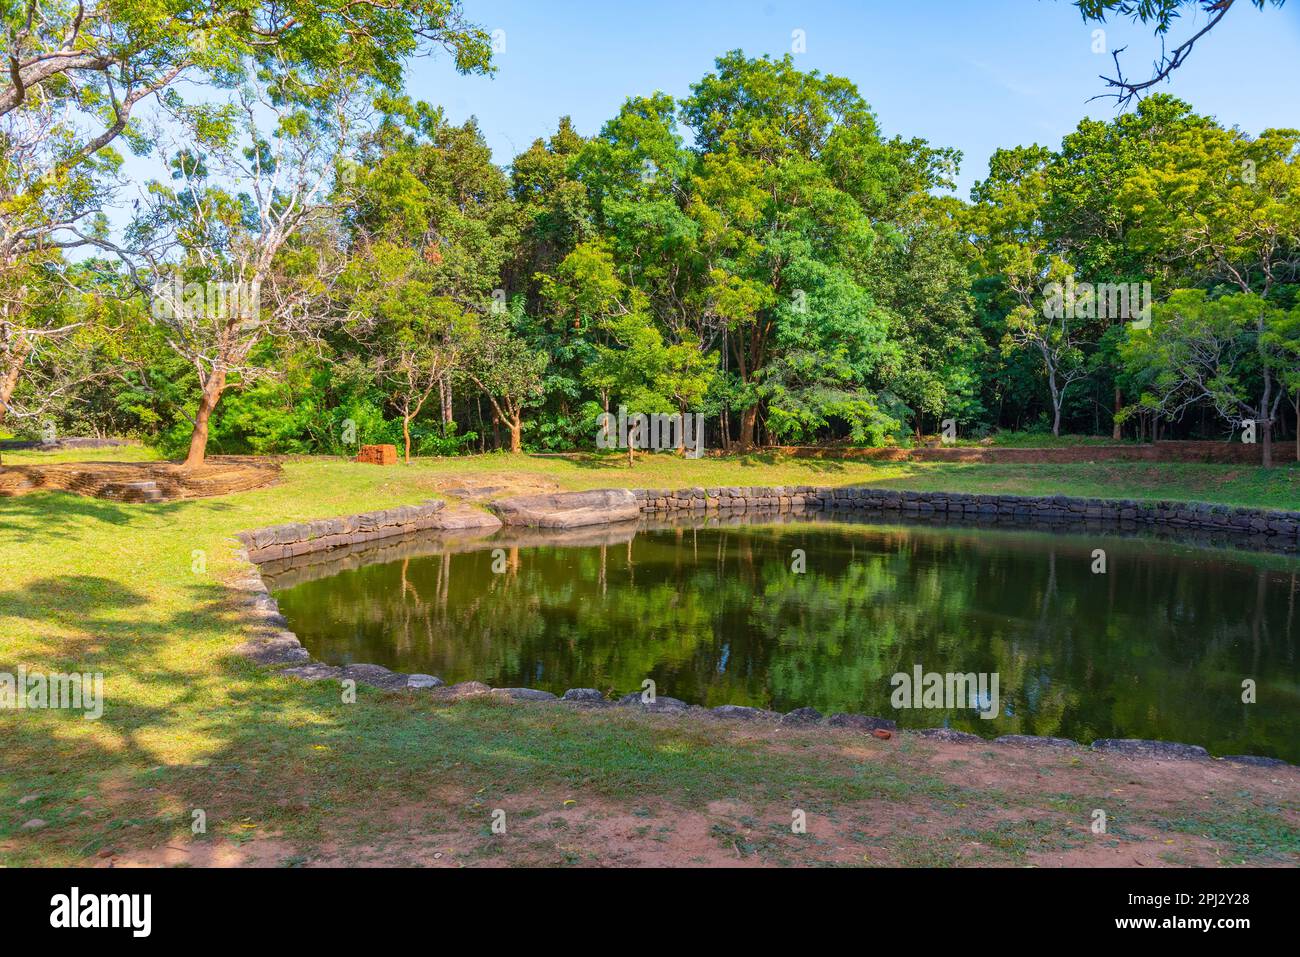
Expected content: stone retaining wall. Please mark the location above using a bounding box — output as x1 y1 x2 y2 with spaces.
490 488 641 528
631 486 1300 549
237 501 453 563
258 521 642 590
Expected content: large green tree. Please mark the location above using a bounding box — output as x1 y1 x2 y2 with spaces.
1121 291 1300 463
579 51 962 449
1120 122 1300 462
351 99 517 437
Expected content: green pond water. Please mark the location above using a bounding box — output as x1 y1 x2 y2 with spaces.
270 517 1300 761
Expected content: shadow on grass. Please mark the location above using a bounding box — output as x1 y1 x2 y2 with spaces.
0 491 187 544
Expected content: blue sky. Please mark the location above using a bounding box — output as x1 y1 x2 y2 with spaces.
406 0 1300 197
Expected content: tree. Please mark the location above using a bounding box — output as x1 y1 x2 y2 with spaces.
1261 300 1300 462
497 119 596 451
971 145 1093 437
510 117 592 313
545 242 715 462
680 52 943 448
1042 96 1211 437
755 255 901 445
1121 291 1300 463
342 242 471 462
0 85 117 436
0 260 81 464
0 260 69 431
1120 123 1300 461
351 100 517 437
464 303 547 453
861 193 977 439
1 1 494 150
1 1 493 446
1002 262 1093 437
123 77 360 467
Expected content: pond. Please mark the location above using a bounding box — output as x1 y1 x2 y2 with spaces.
267 513 1300 762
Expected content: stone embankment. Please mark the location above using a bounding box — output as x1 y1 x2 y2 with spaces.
489 488 641 528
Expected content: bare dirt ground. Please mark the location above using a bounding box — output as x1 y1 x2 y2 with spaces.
85 723 1298 869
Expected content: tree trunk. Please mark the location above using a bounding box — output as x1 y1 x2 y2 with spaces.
1260 367 1274 468
439 376 453 429
1046 365 1062 438
1112 386 1122 440
183 368 227 469
403 414 412 464
737 404 758 449
0 335 32 433
509 412 522 453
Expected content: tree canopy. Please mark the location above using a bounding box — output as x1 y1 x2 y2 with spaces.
4 28 1297 466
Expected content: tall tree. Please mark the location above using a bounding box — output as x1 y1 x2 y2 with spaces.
680 51 941 447
344 242 473 462
545 241 715 460
1121 291 1300 462
352 100 516 436
1043 96 1211 436
124 76 360 467
463 302 547 453
1120 123 1300 462
970 144 1093 436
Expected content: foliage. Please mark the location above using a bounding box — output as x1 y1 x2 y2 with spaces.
7 47 1299 460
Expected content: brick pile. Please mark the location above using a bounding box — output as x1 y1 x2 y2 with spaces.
355 444 397 466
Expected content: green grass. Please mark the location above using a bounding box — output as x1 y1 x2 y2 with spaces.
1 449 1297 866
1156 807 1300 864
0 444 162 465
5 445 1297 507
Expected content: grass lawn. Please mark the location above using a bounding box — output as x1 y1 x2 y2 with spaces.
1 450 1297 867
